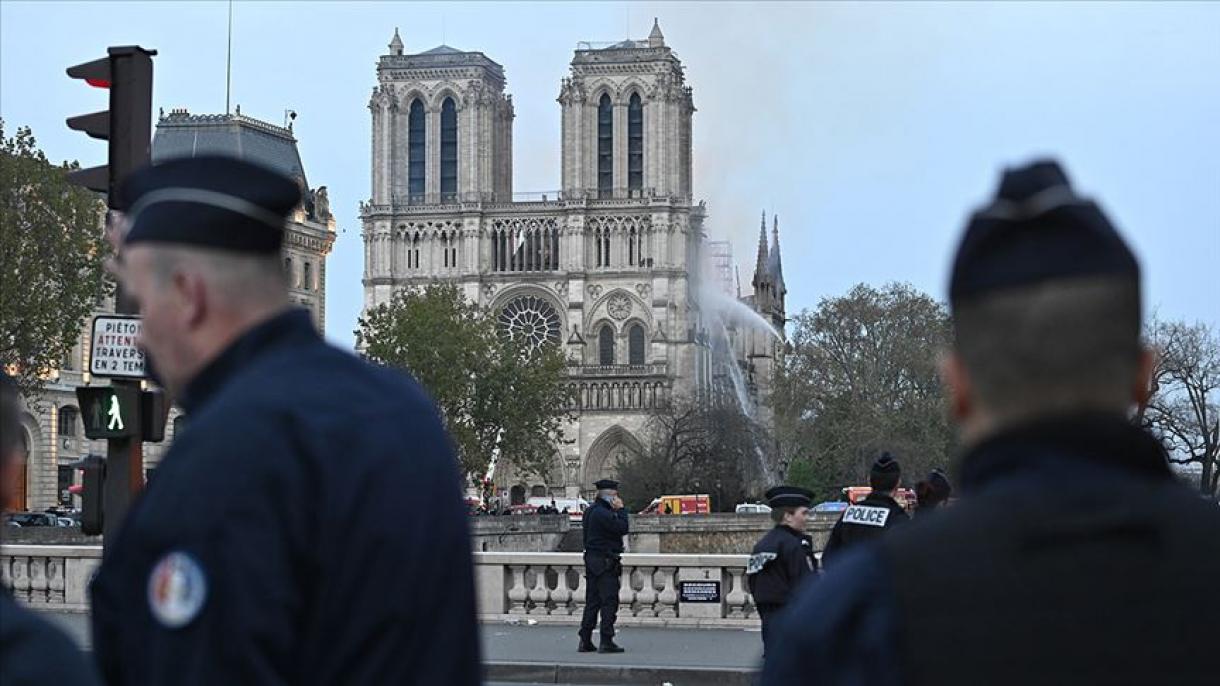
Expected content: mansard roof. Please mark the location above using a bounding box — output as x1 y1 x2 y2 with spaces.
152 108 308 187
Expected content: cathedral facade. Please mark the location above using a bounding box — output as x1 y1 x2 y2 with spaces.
362 23 784 501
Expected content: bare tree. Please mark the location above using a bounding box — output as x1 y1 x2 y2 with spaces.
1141 319 1220 496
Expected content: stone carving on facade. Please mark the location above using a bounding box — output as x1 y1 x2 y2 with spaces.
554 281 569 297
586 284 603 299
312 186 331 221
482 283 497 299
634 283 651 299
607 292 632 321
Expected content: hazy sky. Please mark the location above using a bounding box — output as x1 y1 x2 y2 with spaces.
3 1 1217 347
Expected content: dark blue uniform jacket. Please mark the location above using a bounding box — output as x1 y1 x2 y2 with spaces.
762 414 1220 685
90 309 479 686
1 589 100 686
583 499 629 556
746 525 817 609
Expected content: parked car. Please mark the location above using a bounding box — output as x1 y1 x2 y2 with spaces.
3 512 59 528
813 501 849 514
735 502 772 515
526 496 589 522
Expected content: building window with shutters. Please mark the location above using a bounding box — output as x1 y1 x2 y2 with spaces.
408 99 426 201
628 93 643 193
597 94 613 196
441 97 458 200
58 406 79 437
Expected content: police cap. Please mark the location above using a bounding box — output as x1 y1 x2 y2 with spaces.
594 479 619 490
765 485 813 508
949 159 1139 308
120 155 301 254
871 453 901 479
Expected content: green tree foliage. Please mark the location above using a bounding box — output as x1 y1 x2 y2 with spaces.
773 283 954 498
356 283 572 485
0 121 109 396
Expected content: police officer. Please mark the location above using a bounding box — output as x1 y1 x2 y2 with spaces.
0 372 101 686
91 156 479 685
821 453 909 566
579 478 629 653
746 486 817 656
913 469 952 518
763 160 1220 684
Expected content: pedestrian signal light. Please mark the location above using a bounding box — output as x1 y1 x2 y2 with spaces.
76 386 140 439
65 455 105 536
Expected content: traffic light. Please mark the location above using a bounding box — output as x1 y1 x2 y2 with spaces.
65 455 105 536
76 385 140 439
65 46 156 208
75 386 167 441
141 388 168 442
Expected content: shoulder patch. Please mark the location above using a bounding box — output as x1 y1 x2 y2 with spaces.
147 551 208 629
842 504 891 527
746 552 778 575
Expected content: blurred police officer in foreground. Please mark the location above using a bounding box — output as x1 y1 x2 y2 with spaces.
579 478 629 653
746 486 817 656
821 454 909 566
0 372 101 686
763 160 1220 685
91 156 479 685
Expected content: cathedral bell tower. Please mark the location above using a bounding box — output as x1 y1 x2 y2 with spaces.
369 30 514 206
558 19 695 201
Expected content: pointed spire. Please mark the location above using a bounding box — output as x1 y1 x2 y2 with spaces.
648 18 665 47
769 214 786 296
389 27 404 55
753 210 770 289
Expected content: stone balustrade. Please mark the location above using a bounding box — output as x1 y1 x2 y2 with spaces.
2 546 766 627
0 545 102 612
474 552 760 628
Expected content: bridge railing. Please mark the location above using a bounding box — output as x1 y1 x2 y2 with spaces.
0 544 101 612
474 552 759 627
2 546 764 627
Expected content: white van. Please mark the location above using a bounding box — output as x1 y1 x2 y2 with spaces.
527 497 590 521
735 502 772 515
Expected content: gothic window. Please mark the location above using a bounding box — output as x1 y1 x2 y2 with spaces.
492 219 559 272
441 97 458 199
58 406 78 436
628 93 643 192
284 256 294 285
408 99 426 200
628 227 636 266
598 326 615 365
303 262 312 291
412 233 421 269
498 295 561 350
597 94 613 195
628 324 645 365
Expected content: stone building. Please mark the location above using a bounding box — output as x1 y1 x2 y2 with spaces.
5 109 335 513
362 22 786 502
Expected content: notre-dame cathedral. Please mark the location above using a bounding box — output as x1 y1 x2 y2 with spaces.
361 21 786 501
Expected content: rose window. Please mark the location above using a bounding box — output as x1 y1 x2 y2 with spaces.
498 295 561 350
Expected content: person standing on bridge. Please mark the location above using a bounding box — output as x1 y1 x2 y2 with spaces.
746 486 818 656
0 371 101 686
821 454 909 567
762 160 1220 684
579 478 629 654
91 156 479 685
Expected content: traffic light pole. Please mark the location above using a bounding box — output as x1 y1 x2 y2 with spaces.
102 287 144 541
67 45 156 542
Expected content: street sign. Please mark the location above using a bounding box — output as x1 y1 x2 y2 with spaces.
76 385 140 439
90 315 145 378
678 581 721 603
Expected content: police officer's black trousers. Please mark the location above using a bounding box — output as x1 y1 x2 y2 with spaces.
757 604 782 658
579 566 621 640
